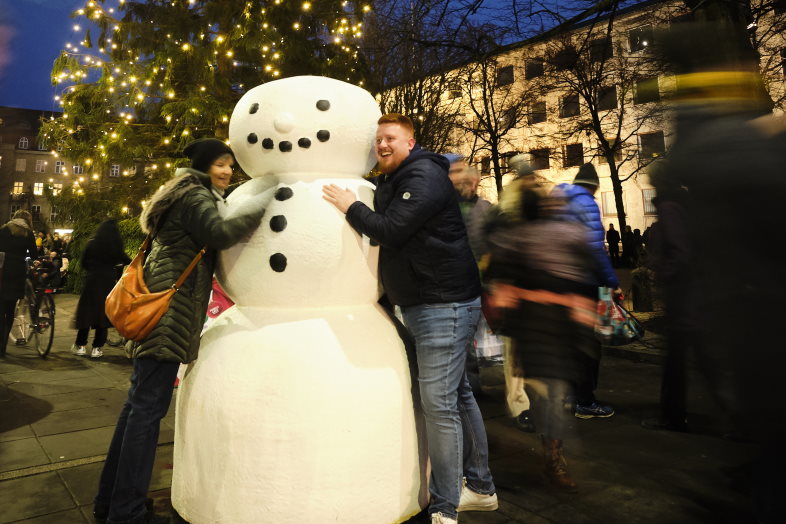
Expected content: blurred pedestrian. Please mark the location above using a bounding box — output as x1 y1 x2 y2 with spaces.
93 138 266 524
554 163 620 419
0 210 38 358
606 223 620 266
71 219 131 358
486 187 601 492
621 225 633 267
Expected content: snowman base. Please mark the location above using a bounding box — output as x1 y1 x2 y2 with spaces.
171 304 426 523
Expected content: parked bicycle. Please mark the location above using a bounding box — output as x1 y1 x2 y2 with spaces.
8 258 57 357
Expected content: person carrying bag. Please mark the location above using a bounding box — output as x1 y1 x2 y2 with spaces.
92 139 268 524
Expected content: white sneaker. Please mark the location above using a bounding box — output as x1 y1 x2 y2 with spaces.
430 513 458 524
90 347 103 358
71 345 86 356
457 484 498 512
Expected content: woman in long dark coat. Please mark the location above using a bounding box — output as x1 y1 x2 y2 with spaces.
0 210 39 358
71 219 130 358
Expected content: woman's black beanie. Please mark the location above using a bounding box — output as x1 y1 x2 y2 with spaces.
183 138 233 173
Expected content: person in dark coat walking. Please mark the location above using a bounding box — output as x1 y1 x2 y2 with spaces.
606 223 620 266
71 220 131 358
0 210 38 358
93 138 267 524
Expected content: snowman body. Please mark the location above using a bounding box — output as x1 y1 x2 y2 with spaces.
171 77 425 523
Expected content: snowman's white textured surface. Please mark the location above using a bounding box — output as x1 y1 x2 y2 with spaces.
171 76 426 524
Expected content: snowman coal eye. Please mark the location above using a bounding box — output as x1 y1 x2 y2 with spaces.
247 133 258 144
249 103 259 114
316 100 330 111
317 130 330 142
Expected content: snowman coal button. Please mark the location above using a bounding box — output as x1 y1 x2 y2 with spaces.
262 138 274 150
317 130 330 142
269 253 287 272
298 137 311 148
270 215 287 232
275 187 293 201
316 99 330 111
279 141 293 152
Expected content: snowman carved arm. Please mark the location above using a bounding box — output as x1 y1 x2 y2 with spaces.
333 167 451 249
179 188 267 250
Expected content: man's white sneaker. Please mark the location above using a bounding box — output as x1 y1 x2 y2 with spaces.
457 484 498 512
430 513 458 524
71 345 86 356
90 347 103 358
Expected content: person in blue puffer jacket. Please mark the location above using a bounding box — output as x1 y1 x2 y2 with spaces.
554 163 621 420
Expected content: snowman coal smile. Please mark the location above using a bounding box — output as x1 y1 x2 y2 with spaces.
246 130 331 152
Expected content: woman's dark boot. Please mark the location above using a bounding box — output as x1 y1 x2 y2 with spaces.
542 438 578 493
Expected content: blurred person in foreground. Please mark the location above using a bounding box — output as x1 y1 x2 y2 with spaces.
485 185 601 492
323 114 497 524
554 163 621 419
0 210 38 358
654 19 786 524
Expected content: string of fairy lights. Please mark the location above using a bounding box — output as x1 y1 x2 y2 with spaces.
43 0 370 211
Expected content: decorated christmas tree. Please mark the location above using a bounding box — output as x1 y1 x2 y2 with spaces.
40 0 370 218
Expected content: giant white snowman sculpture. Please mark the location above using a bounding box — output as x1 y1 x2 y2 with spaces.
170 76 426 523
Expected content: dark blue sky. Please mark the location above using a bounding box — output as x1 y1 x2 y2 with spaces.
0 0 81 111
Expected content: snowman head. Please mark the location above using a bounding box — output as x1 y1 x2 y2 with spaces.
229 76 381 179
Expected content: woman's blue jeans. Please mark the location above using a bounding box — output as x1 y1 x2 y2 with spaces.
95 357 179 523
402 297 495 518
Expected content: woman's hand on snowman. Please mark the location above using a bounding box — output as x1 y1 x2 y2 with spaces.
322 184 357 214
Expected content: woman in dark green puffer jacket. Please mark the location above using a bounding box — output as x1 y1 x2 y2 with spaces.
94 139 266 524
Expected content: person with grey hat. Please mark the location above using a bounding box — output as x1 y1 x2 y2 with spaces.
93 138 267 524
554 163 620 421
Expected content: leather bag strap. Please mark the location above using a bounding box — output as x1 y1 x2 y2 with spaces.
136 234 206 292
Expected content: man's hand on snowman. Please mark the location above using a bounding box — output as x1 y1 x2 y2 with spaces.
322 184 357 214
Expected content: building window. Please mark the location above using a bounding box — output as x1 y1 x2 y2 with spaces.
500 151 519 171
447 82 462 99
501 106 518 129
496 65 514 87
37 141 47 151
782 48 786 76
56 143 63 152
55 160 65 174
480 157 490 175
31 205 41 220
525 58 544 79
18 137 29 149
528 101 547 124
634 77 660 104
15 159 26 172
598 138 623 163
640 131 666 160
602 191 618 217
589 38 613 62
52 183 63 195
776 0 786 14
110 164 121 177
642 188 657 215
628 24 654 52
10 205 22 219
50 212 58 224
33 182 44 195
35 159 47 173
552 46 578 71
564 143 584 167
13 181 24 194
530 148 550 170
597 86 618 111
560 94 580 118
73 164 84 175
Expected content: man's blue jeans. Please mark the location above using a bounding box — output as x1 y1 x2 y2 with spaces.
95 357 179 524
402 297 495 518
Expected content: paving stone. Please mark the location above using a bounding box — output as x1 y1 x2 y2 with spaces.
31 404 124 437
0 422 35 443
12 508 87 524
0 437 50 473
38 426 115 463
0 472 74 523
59 461 102 506
5 375 117 398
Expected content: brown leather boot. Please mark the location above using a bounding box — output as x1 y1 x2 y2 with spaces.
542 438 578 493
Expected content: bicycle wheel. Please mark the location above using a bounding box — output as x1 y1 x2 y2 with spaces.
34 293 55 357
10 297 34 346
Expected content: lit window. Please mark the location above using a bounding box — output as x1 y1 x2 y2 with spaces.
35 160 47 173
110 164 121 177
33 182 44 195
13 181 24 194
18 137 29 149
628 24 654 52
643 188 657 215
53 183 63 196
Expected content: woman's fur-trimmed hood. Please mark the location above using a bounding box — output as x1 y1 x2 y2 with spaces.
140 168 210 234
